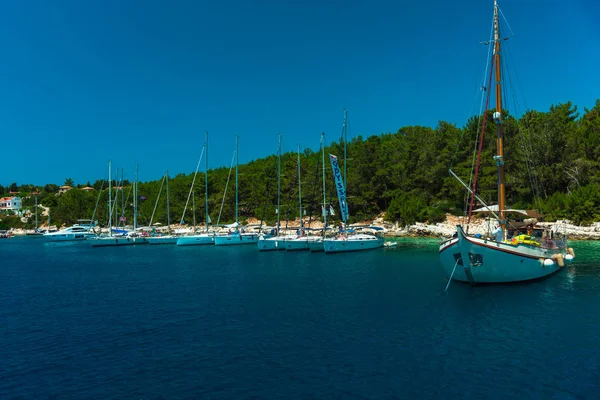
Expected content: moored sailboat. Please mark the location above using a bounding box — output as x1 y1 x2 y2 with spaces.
146 170 178 245
26 196 45 238
308 132 329 252
324 110 384 253
91 163 148 247
257 134 293 251
439 0 574 284
214 135 260 246
177 132 217 246
283 146 311 251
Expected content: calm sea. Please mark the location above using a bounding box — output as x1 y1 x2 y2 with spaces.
1 238 599 399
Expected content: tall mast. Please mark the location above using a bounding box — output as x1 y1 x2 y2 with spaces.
192 191 196 229
34 196 38 230
342 109 348 189
113 168 123 227
121 168 124 226
205 132 210 233
493 0 506 231
133 164 138 230
321 132 327 232
297 145 303 229
235 135 239 226
166 170 171 231
114 168 119 228
108 160 112 237
277 133 282 234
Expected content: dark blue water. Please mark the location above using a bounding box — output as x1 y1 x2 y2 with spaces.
1 238 599 399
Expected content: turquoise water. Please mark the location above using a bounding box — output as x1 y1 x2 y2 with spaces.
1 238 599 398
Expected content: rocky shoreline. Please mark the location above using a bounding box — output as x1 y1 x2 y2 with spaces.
379 216 600 241
6 214 600 241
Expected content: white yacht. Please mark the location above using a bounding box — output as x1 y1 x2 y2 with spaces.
43 220 97 242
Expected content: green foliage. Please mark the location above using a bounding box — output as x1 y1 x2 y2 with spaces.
15 98 600 228
0 215 24 230
562 184 600 225
44 184 59 193
385 190 426 226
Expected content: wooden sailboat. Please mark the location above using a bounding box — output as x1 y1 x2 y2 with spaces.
324 110 384 253
439 0 575 284
214 135 260 246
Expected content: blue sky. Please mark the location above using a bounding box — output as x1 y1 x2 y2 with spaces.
2 0 598 186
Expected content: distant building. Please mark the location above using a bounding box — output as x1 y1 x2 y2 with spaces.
58 185 72 194
81 186 95 191
0 196 22 211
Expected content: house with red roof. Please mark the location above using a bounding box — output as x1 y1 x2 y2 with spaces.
0 196 22 211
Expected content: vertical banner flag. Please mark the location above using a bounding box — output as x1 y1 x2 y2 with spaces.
329 154 348 223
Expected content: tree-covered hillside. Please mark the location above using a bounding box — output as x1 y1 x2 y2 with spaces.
2 99 600 230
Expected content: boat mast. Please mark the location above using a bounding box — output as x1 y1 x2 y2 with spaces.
166 170 171 231
321 132 327 233
192 191 196 230
342 109 348 189
34 196 38 230
493 0 506 232
120 168 124 227
277 133 282 234
108 160 112 237
235 134 239 227
134 164 138 231
297 145 303 229
205 132 209 233
114 168 119 228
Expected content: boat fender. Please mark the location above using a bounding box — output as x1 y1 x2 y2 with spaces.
567 248 575 258
564 254 574 262
543 258 554 267
551 253 565 267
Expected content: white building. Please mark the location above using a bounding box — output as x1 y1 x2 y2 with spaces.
0 196 22 211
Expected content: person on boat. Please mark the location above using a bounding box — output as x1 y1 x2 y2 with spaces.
527 225 533 236
492 224 503 242
544 236 555 248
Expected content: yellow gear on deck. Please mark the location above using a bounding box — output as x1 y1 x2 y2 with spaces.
510 234 539 246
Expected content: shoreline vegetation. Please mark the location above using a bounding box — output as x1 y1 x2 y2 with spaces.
2 99 600 235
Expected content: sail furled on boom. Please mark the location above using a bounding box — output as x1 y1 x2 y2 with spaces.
329 154 349 223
